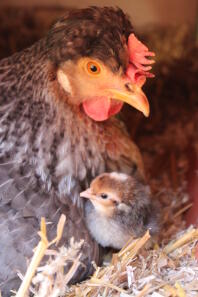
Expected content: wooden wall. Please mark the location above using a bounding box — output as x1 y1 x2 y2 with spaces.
0 0 197 29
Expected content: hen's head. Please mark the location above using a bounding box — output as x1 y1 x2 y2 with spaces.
47 7 155 121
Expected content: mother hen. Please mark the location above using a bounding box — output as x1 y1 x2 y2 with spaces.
0 6 154 295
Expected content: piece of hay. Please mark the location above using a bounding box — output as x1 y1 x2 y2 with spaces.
164 227 198 254
15 214 66 297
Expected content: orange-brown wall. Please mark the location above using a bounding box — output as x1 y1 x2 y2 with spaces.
0 0 197 28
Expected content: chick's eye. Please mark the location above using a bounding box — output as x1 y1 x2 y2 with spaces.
87 61 101 75
100 193 108 199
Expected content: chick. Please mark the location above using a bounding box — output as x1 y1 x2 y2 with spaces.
80 172 159 249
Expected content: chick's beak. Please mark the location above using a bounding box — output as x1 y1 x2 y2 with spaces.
80 189 95 200
107 83 150 117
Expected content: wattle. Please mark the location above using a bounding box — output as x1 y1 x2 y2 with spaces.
82 97 123 121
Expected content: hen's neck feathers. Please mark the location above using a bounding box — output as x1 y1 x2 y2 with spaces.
0 43 112 205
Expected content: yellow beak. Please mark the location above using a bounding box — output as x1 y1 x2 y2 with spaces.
107 84 150 117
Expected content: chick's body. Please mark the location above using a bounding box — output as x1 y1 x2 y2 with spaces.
85 200 132 249
81 173 159 249
0 7 153 295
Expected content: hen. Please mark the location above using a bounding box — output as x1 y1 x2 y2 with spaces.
0 6 154 295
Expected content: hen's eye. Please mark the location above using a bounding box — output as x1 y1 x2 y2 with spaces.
87 61 101 75
101 193 108 199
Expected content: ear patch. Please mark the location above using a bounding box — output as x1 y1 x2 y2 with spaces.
117 203 131 213
57 69 73 95
110 172 128 181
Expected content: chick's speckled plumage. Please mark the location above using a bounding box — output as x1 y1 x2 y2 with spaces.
82 173 159 249
0 7 147 295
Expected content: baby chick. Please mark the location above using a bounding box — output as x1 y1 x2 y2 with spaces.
80 172 159 249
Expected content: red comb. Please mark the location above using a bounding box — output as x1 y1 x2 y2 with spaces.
126 33 155 86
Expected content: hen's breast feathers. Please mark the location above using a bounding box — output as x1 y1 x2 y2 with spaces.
104 119 145 178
